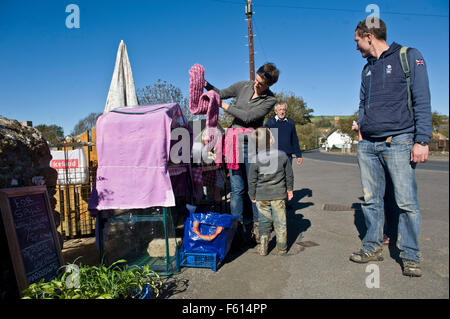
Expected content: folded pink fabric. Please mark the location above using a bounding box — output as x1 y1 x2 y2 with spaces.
215 128 254 170
189 64 207 112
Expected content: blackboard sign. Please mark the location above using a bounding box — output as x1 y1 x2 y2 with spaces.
0 186 64 295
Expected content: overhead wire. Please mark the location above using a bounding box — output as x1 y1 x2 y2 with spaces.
252 5 269 62
208 0 448 18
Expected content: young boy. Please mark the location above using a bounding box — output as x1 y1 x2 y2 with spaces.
248 127 294 256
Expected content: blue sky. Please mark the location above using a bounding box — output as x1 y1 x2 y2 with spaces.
0 0 448 135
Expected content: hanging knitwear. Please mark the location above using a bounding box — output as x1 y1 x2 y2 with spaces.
189 64 219 128
215 128 254 170
189 64 220 150
189 63 207 112
198 90 220 128
198 90 221 150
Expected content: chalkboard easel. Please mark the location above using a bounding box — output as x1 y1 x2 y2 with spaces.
0 185 64 296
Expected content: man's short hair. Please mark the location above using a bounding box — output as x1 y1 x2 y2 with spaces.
355 18 387 41
257 62 279 86
275 102 287 110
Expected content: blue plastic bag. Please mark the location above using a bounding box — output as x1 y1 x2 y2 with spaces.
182 208 237 261
137 284 151 299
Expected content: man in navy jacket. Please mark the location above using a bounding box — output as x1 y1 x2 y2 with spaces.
264 103 303 166
350 17 432 277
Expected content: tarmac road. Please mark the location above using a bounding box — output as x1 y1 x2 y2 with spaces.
303 149 449 171
166 150 449 300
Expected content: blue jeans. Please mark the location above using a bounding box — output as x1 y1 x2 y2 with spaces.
229 142 259 224
357 133 421 262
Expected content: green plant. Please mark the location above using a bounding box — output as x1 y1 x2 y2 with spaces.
22 259 162 299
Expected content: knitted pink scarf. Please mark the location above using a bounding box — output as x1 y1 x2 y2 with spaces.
189 64 207 111
189 64 221 150
189 64 220 129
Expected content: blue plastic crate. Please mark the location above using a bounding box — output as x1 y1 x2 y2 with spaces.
179 251 219 271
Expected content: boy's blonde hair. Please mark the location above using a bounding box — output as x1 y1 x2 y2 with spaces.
251 127 274 151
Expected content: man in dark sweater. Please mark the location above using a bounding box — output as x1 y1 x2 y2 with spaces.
264 103 303 165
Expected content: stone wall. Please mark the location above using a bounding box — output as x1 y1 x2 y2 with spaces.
0 115 61 298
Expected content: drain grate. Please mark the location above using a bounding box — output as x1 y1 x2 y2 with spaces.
322 203 354 211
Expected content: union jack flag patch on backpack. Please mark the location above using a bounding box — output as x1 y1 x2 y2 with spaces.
416 59 424 65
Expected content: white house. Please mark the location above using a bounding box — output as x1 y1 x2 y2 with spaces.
325 130 353 149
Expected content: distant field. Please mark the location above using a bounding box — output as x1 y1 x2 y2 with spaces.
310 115 353 123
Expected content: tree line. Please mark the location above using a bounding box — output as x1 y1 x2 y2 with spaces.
35 80 448 149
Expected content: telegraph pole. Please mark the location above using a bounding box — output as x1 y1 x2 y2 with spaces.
245 0 255 81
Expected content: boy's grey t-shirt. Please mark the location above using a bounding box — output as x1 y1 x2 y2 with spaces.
248 149 294 201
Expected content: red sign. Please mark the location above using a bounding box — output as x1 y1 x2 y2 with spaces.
50 159 79 169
